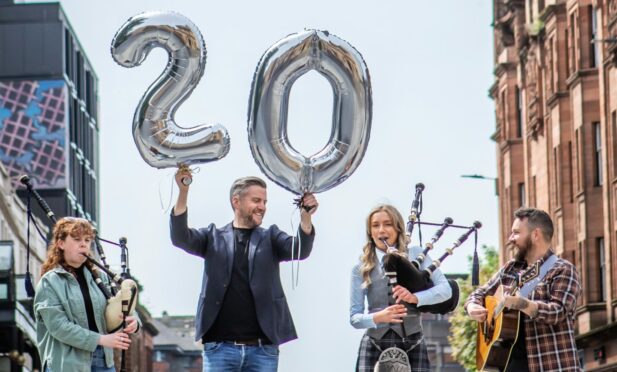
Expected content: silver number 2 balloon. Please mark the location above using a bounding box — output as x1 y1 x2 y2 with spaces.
111 11 230 169
248 29 372 195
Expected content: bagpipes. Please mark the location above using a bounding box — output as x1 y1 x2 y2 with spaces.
382 183 481 314
20 175 137 372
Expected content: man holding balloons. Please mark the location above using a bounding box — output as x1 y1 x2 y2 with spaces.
113 11 367 371
170 169 318 371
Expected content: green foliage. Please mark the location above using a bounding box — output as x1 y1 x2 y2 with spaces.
447 245 499 371
528 18 545 36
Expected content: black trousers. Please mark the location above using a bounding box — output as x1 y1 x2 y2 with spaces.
505 355 530 372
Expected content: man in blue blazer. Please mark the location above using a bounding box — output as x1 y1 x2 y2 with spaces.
170 170 318 371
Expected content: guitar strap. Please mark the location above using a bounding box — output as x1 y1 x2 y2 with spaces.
518 253 558 299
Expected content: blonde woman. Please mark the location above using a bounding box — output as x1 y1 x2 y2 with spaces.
34 217 138 372
350 205 451 371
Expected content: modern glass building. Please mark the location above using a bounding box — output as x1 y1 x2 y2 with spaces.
0 0 100 230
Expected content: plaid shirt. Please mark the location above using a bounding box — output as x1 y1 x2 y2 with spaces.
465 250 582 372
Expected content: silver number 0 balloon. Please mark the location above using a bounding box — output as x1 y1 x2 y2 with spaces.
111 11 230 169
248 29 372 194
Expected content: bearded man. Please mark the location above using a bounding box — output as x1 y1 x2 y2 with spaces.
465 207 581 372
170 172 318 372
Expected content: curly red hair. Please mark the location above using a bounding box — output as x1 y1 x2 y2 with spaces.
41 217 94 276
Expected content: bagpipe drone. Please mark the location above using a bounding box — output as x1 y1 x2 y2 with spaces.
20 175 137 372
381 183 481 315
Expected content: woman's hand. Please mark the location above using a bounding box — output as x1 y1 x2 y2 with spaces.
392 285 418 304
99 332 131 350
373 304 407 324
123 316 139 334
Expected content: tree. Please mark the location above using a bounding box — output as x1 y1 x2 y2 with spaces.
448 245 499 371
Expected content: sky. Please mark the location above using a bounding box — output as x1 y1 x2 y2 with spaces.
33 1 496 370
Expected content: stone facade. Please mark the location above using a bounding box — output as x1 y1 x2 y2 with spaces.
491 0 617 369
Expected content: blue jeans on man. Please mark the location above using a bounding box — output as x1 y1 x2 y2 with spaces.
202 341 279 371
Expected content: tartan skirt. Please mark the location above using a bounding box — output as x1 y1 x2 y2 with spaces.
356 329 429 372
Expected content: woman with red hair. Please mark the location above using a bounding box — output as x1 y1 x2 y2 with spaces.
34 217 138 372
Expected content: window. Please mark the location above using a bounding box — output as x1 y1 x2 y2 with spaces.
574 12 580 71
0 241 13 270
92 177 97 220
590 6 597 68
501 89 507 138
0 284 7 300
579 348 585 369
613 111 617 176
519 182 525 207
553 38 558 92
76 51 83 99
565 28 570 75
516 86 522 137
575 129 582 190
85 70 93 115
593 122 603 186
568 14 575 75
598 237 605 302
554 146 560 204
154 351 164 362
568 141 574 202
64 28 72 78
15 275 29 301
578 242 584 289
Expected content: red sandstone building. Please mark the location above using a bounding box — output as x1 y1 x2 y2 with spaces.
492 0 617 369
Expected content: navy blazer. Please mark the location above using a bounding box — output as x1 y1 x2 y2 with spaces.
170 210 315 345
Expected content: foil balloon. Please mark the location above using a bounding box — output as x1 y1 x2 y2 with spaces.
248 29 372 194
111 11 230 168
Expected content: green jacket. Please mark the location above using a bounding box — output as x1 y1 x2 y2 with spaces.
33 266 114 371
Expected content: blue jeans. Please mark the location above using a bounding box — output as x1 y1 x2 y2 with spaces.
44 346 115 372
202 342 279 371
91 345 115 372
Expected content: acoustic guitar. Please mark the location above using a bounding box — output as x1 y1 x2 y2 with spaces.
476 285 521 371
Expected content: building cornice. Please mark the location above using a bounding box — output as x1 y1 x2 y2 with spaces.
576 320 617 347
546 91 569 109
499 138 524 153
488 81 499 99
494 62 516 77
565 68 600 88
491 130 499 142
539 2 567 23
577 302 608 315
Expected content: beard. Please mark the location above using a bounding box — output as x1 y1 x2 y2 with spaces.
239 208 264 228
508 236 532 261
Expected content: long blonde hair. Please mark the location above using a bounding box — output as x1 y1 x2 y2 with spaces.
41 217 95 276
359 204 409 288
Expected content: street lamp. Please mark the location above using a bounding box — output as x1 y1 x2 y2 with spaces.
461 174 498 195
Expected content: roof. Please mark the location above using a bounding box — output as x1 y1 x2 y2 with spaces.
152 317 202 354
